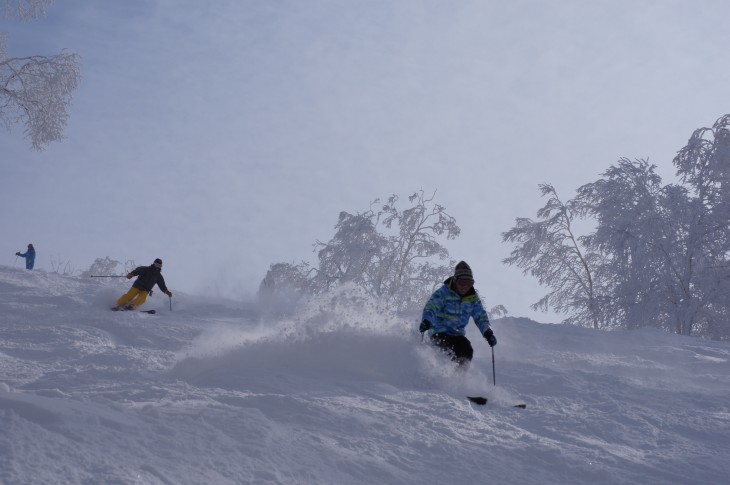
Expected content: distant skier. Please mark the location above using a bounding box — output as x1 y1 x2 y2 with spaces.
419 261 497 367
113 258 172 311
15 244 36 270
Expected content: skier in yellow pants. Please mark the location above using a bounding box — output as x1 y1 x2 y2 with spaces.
117 287 152 309
114 258 172 311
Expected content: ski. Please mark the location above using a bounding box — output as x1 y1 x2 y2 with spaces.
111 307 156 314
466 396 527 408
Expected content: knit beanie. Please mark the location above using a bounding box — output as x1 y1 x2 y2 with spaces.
154 258 163 265
454 261 474 281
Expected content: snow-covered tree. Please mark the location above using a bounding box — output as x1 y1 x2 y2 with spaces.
259 190 461 314
1 0 80 150
258 261 315 304
504 115 730 340
314 190 460 312
502 184 606 329
377 191 461 300
81 257 136 278
313 209 387 292
575 159 675 331
669 115 730 338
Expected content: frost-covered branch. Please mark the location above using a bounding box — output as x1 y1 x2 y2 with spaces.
3 0 53 20
1 0 80 150
1 51 80 149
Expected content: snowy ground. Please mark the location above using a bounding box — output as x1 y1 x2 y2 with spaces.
0 266 728 484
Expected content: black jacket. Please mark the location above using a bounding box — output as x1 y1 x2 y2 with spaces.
130 265 169 293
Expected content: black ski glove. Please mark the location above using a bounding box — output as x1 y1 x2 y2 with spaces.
484 328 497 347
419 320 432 333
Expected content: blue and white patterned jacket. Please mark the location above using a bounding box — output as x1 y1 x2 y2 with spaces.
422 277 491 337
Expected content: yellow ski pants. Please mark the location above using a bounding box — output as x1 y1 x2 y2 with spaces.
117 287 148 309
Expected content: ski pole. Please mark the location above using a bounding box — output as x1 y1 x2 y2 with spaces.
13 255 19 268
89 275 126 278
169 295 172 312
489 344 527 408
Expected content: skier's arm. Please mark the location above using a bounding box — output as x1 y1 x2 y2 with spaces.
422 290 443 328
127 266 145 279
472 296 492 335
473 299 496 346
156 275 170 295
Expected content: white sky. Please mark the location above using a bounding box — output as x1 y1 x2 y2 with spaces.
2 0 730 320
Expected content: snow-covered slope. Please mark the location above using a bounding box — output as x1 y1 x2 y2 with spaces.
0 266 728 484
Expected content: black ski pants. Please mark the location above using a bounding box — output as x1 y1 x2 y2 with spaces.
430 332 473 366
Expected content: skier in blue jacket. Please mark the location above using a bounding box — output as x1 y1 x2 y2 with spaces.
15 244 36 270
420 261 497 367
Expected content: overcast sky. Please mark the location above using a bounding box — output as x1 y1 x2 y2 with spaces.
2 0 729 320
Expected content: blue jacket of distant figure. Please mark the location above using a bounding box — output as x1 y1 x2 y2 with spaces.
422 277 491 337
17 247 35 270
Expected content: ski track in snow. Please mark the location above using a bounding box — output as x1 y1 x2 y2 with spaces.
0 266 729 484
